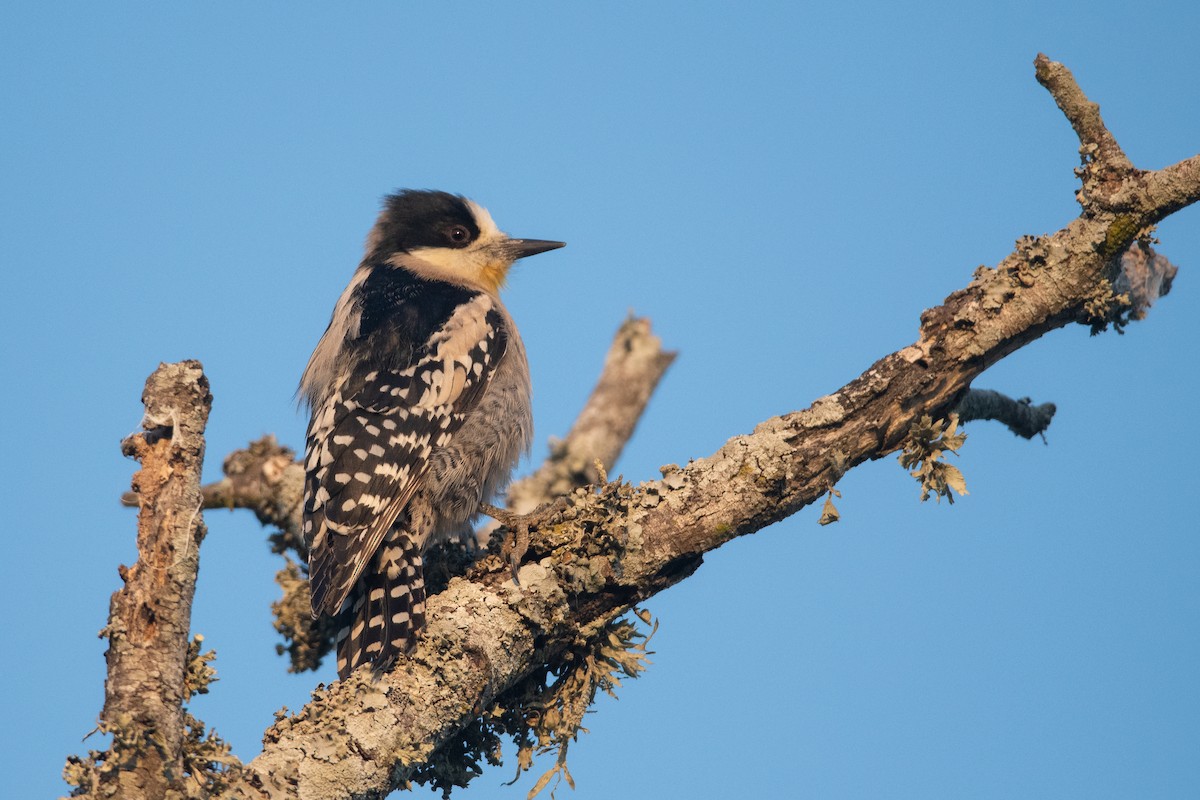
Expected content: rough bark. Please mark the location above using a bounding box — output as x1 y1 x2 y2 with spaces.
97 361 213 799
212 54 1195 799
82 55 1196 800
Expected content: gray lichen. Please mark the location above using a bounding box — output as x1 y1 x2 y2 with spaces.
898 415 969 503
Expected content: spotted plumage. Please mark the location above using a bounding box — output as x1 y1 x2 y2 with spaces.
304 296 507 621
300 190 563 679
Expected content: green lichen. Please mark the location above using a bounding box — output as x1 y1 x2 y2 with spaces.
1101 215 1140 259
406 477 656 796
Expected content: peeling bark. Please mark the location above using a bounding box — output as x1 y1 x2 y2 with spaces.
95 361 212 799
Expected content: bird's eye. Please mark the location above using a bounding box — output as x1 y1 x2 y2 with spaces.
447 225 471 245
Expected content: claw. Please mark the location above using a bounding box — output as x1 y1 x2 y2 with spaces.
479 499 567 585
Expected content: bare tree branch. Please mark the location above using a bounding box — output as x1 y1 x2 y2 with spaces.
82 55 1198 800
1034 53 1133 177
145 317 675 675
121 437 306 554
1143 153 1200 217
210 437 307 555
79 362 213 799
157 314 676 561
204 55 1198 799
1035 53 1200 223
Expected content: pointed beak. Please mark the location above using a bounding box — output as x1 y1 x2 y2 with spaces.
505 238 566 260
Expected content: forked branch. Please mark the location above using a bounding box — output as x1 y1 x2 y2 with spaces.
77 55 1195 800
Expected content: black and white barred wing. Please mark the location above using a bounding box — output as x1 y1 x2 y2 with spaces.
304 298 509 619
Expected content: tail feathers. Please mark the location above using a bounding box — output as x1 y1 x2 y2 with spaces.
335 530 427 680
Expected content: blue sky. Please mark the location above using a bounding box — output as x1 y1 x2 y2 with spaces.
2 3 1197 798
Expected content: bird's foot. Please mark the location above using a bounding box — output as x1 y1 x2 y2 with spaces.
479 498 568 585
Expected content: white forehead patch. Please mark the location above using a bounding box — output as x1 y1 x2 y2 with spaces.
465 199 503 243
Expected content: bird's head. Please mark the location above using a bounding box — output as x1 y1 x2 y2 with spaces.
366 189 564 294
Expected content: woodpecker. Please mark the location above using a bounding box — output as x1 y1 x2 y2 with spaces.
299 189 563 679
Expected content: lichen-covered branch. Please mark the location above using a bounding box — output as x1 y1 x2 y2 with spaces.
1035 53 1200 222
177 318 675 673
68 361 213 799
949 243 1176 443
1144 153 1200 217
1034 53 1133 179
198 55 1196 799
176 316 675 547
207 436 307 556
122 435 308 556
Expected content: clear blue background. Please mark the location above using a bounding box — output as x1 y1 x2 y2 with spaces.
2 3 1197 798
